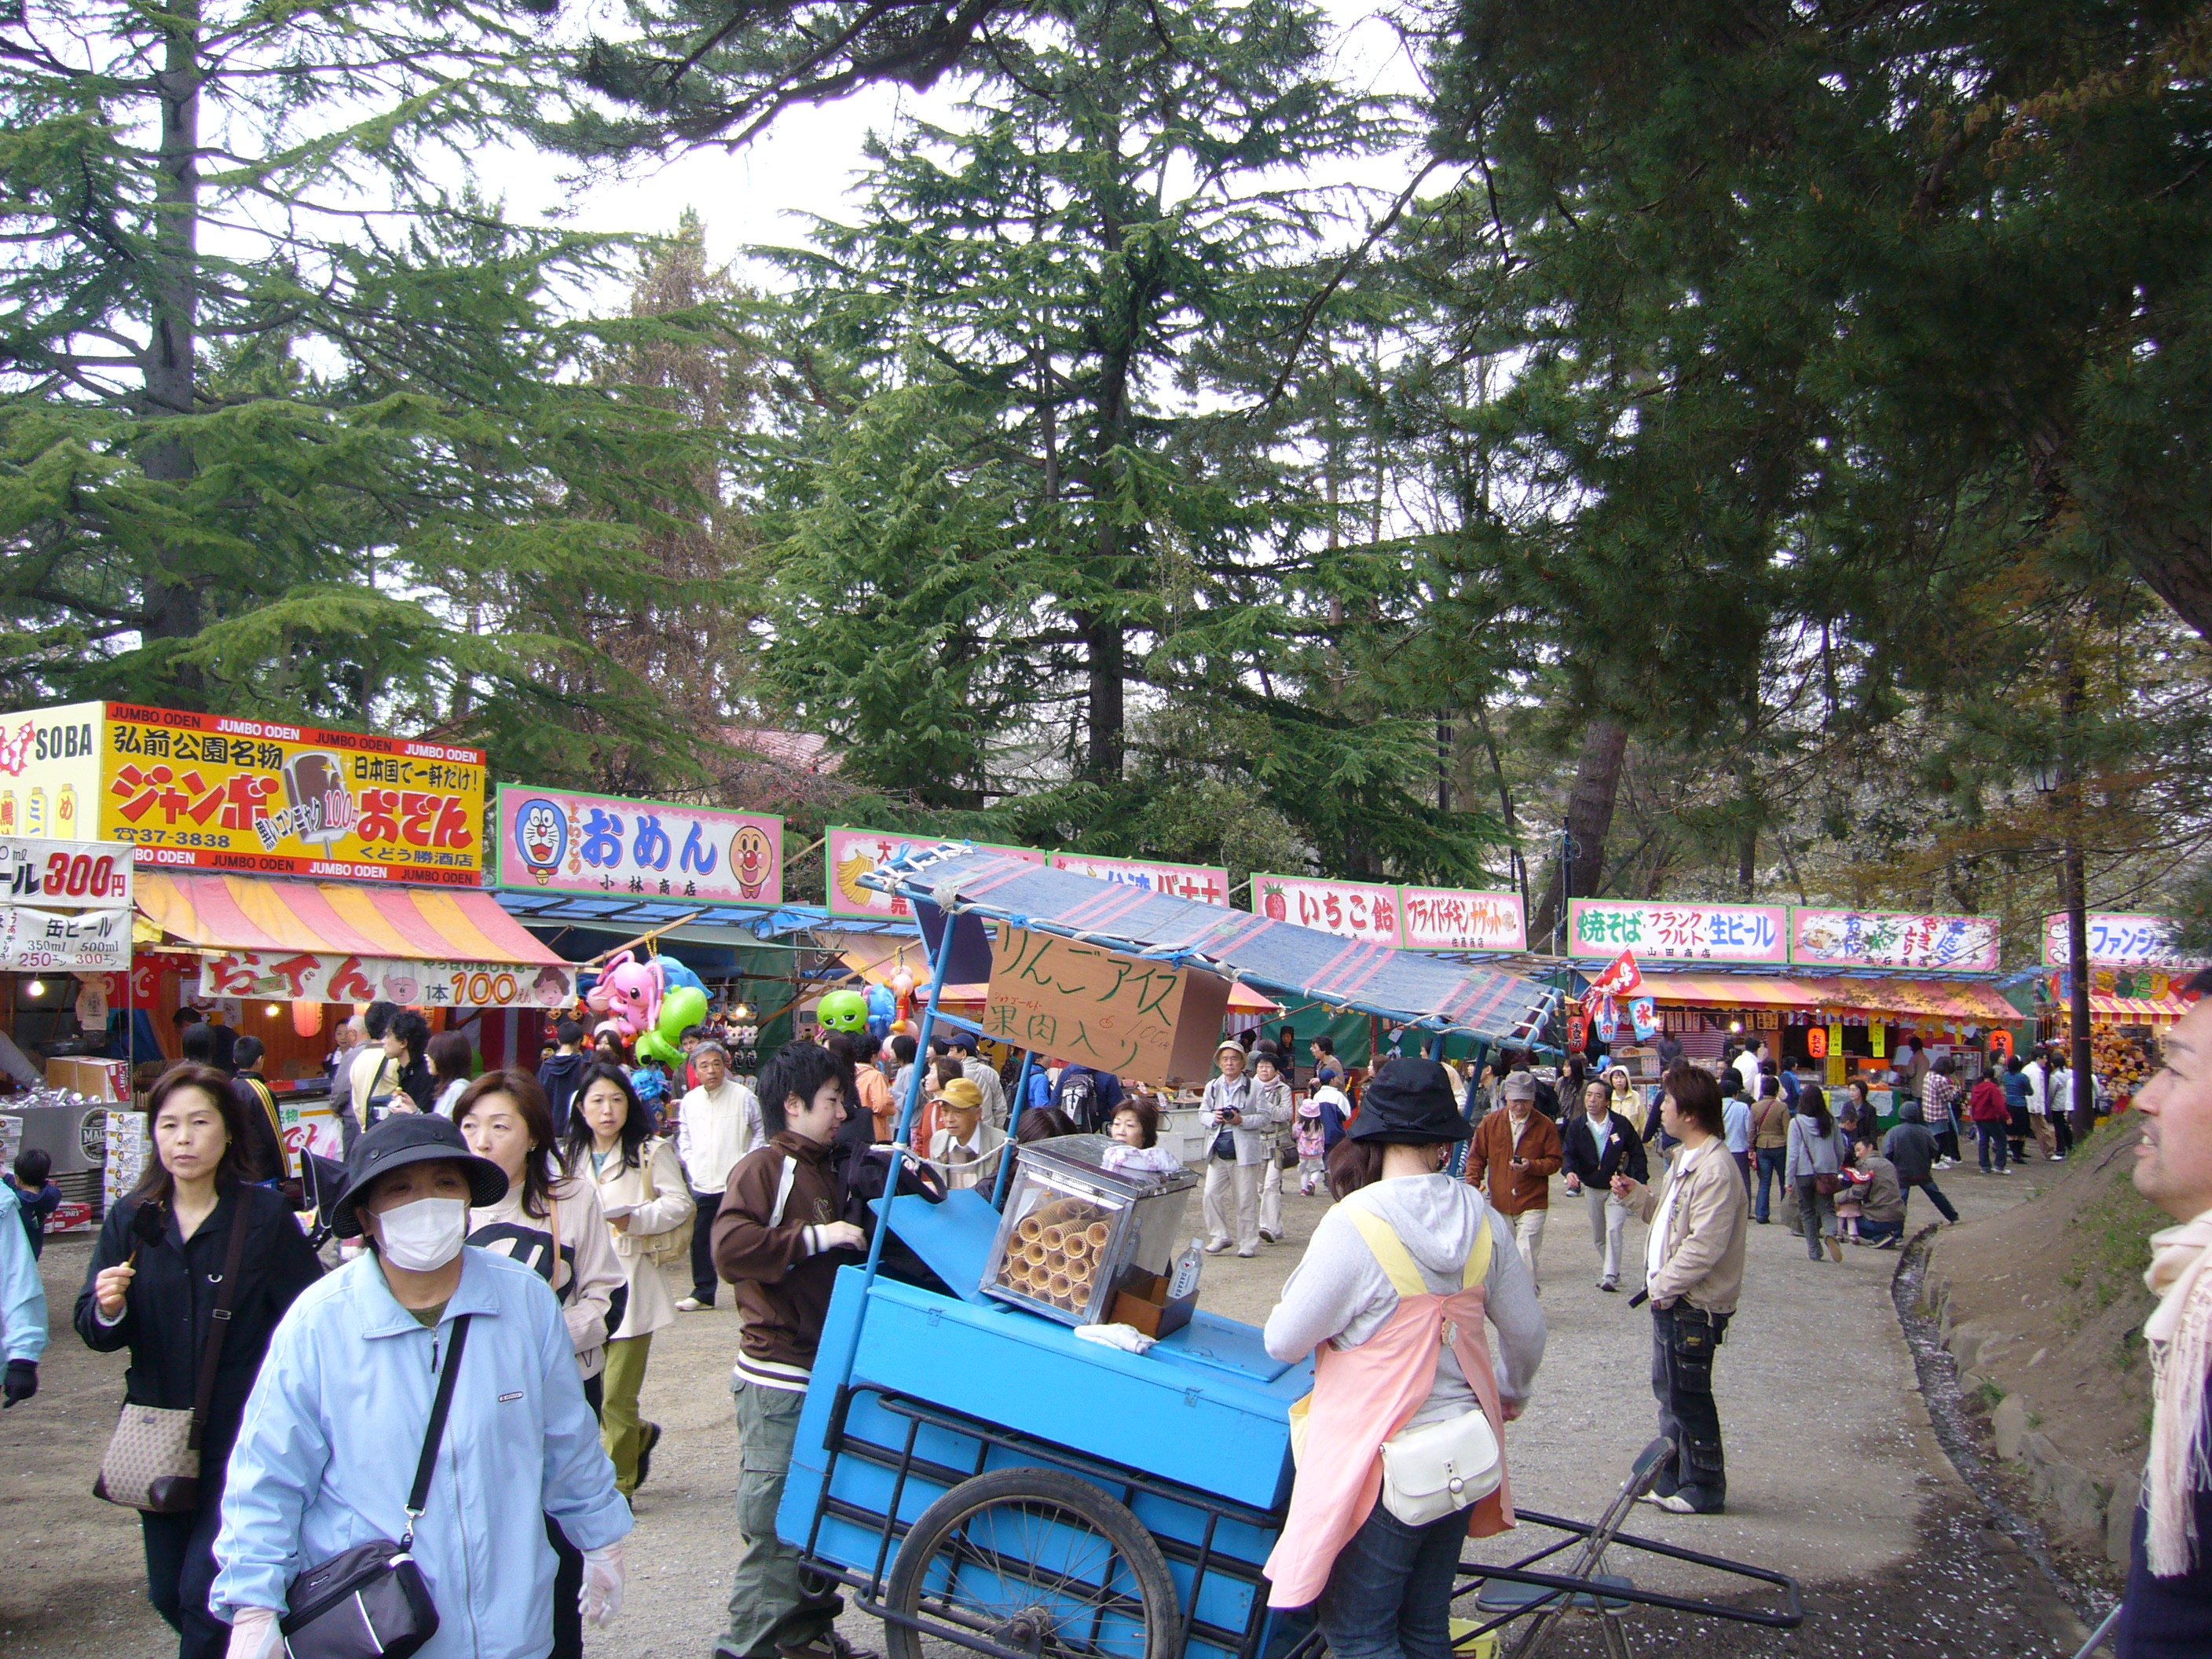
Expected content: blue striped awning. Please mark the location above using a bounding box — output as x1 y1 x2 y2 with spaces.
862 844 1557 1043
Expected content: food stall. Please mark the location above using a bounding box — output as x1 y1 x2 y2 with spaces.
775 844 1800 1659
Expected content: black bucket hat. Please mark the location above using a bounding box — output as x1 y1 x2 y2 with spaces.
328 1112 507 1239
1347 1057 1472 1144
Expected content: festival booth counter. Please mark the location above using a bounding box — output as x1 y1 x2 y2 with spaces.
777 844 1800 1659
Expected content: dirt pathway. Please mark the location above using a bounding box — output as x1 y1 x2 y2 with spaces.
1 1156 2093 1657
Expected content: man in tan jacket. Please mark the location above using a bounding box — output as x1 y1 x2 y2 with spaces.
1468 1071 1563 1289
1612 1064 1748 1515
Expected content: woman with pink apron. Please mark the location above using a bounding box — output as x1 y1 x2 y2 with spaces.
1262 1058 1547 1659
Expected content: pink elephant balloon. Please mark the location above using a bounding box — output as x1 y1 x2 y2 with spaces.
584 950 662 1040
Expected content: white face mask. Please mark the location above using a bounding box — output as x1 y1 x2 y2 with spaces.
373 1196 470 1272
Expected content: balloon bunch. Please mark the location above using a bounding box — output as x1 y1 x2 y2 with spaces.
584 949 711 1068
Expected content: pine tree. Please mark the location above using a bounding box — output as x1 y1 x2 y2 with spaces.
0 0 727 770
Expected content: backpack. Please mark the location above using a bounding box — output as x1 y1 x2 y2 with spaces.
1056 1070 1104 1133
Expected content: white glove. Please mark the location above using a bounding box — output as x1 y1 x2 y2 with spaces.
225 1607 283 1659
580 1540 626 1628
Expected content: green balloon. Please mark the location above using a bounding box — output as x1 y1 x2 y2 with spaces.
819 987 869 1031
657 984 709 1042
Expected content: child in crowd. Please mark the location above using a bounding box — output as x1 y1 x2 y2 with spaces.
5 1148 60 1258
1101 1099 1182 1177
1293 1096 1328 1195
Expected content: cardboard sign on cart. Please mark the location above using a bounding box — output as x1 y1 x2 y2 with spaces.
981 921 1230 1085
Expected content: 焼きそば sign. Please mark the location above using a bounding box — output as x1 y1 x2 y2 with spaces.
2042 911 2210 970
1251 874 1401 946
0 905 130 972
194 950 575 1009
982 921 1230 1084
1568 899 1788 965
1398 886 1526 952
827 827 1046 920
1792 908 2001 972
0 836 132 907
0 701 485 885
496 786 782 907
1048 852 1231 906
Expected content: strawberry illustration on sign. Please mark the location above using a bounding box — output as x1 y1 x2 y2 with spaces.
1590 949 1643 1000
1262 882 1287 921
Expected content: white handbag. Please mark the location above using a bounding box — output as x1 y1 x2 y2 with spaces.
1378 1407 1502 1526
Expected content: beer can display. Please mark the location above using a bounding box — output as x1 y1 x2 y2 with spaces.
980 1134 1196 1328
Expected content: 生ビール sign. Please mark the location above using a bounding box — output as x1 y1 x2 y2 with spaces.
1567 899 1789 965
0 702 485 885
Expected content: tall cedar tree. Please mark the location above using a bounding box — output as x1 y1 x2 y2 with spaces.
1397 0 2212 915
750 0 1506 878
0 0 727 775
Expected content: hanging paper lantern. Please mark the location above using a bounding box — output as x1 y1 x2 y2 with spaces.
1806 1026 1827 1059
292 998 324 1038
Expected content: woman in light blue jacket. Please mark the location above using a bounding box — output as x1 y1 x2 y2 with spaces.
210 1113 632 1659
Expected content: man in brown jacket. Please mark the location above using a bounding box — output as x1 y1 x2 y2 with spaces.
1467 1070 1563 1290
711 1043 873 1659
1612 1064 1749 1515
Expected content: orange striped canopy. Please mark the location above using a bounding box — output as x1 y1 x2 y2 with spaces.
137 872 566 967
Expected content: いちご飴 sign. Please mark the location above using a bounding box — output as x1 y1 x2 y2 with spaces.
981 920 1230 1085
1251 874 1401 946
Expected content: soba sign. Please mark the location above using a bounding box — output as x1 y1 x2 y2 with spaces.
1567 899 1789 965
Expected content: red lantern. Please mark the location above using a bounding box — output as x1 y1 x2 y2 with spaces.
1989 1028 2013 1060
1566 1014 1589 1052
1806 1027 1828 1059
291 998 324 1038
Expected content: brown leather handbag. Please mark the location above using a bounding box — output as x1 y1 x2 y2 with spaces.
94 1199 251 1513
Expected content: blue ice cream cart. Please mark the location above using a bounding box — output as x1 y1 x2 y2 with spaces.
776 844 1561 1659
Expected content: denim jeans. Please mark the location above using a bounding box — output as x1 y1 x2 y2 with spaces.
1903 1176 1959 1224
1795 1177 1836 1259
1313 1500 1470 1659
1976 1122 2009 1172
1650 1302 1730 1513
1753 1147 1786 1221
1858 1218 1904 1244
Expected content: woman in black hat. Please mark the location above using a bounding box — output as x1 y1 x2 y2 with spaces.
1259 1057 1547 1655
203 1111 634 1659
75 1063 324 1659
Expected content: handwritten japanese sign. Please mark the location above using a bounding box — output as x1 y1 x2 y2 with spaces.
0 905 129 971
496 786 782 908
1252 874 1401 945
1400 886 1527 952
0 836 132 907
2042 912 2210 970
827 826 1046 920
982 921 1229 1082
0 701 485 885
1792 908 2001 972
1048 852 1231 906
194 951 575 1009
1568 899 1788 965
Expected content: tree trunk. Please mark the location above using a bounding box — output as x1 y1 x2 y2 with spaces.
1082 612 1124 782
1529 718 1628 950
140 2 203 694
2125 528 2212 645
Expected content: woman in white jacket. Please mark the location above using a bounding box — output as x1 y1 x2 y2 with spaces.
1201 1041 1287 1258
452 1068 624 1659
564 1062 691 1498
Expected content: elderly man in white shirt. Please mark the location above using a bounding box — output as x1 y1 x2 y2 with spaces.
923 1078 1008 1192
672 1041 763 1312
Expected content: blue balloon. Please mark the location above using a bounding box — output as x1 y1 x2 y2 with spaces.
866 982 895 1042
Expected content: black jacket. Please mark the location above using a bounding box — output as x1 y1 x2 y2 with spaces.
228 1074 288 1185
538 1051 588 1138
1559 1111 1649 1187
75 1182 324 1477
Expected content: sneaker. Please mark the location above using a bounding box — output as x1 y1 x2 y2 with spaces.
1204 1240 1232 1254
2051 1155 2066 1163
1650 1492 1703 1514
1259 1230 1284 1243
1236 1248 1258 1258
1599 1277 1619 1292
635 1420 662 1491
676 1296 711 1313
1876 1235 1902 1251
776 1633 880 1659
1824 1236 1844 1263
1999 1166 2012 1175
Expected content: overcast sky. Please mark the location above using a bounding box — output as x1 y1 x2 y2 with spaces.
474 1 1434 298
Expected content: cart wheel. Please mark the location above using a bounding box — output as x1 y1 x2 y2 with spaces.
884 1466 1181 1659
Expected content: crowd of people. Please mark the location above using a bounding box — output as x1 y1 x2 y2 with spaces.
0 987 2201 1659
